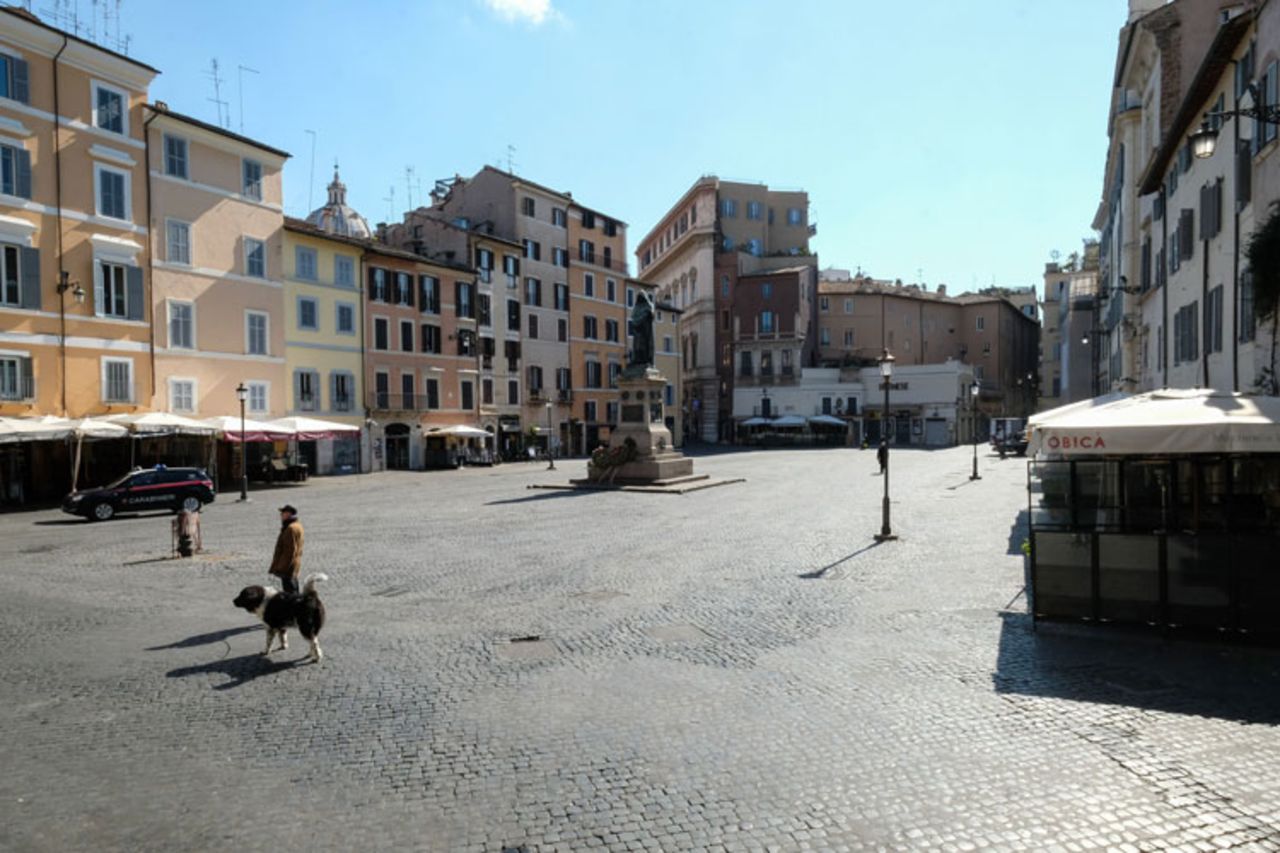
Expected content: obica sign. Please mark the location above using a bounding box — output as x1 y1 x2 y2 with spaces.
1046 435 1107 450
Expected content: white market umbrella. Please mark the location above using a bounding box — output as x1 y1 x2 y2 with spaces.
200 415 295 442
264 416 361 439
63 418 128 491
741 417 770 427
1028 388 1280 456
0 416 72 443
1027 391 1130 429
427 424 491 438
771 415 807 428
108 411 218 435
808 414 847 427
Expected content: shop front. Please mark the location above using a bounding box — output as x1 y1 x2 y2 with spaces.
1027 390 1280 641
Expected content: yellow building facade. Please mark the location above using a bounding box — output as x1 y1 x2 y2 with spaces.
282 218 365 473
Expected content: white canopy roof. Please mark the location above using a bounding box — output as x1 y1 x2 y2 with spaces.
741 417 771 427
62 417 129 439
0 416 71 443
200 415 294 441
1028 389 1280 456
427 424 491 438
771 415 807 428
809 414 847 427
108 411 217 435
263 416 360 437
1027 391 1130 428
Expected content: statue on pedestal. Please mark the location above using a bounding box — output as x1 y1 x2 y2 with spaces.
627 289 655 372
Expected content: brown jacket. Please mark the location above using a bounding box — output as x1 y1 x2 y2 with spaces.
269 518 304 579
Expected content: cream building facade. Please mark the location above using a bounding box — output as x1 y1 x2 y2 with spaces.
146 105 288 422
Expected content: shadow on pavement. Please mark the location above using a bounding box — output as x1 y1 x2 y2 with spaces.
486 489 600 506
993 610 1280 724
798 540 885 579
147 625 258 651
167 651 310 690
1006 508 1029 556
34 511 172 526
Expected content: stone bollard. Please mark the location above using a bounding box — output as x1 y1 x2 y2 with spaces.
173 510 201 558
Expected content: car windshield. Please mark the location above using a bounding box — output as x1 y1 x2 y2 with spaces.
101 472 135 489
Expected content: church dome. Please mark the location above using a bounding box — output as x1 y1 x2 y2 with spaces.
305 165 371 239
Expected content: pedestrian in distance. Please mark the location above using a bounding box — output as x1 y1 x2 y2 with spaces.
877 441 888 475
269 504 305 595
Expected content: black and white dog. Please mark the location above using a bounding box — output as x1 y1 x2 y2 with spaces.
232 574 328 663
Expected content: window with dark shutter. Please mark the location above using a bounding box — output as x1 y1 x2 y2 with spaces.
1237 139 1252 207
1140 238 1151 291
1179 209 1194 260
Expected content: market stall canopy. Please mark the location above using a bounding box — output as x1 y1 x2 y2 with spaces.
741 417 771 427
771 415 807 428
200 415 295 442
808 414 847 427
1027 391 1130 429
63 417 129 439
108 411 218 435
426 424 491 438
1028 389 1280 456
0 416 72 443
263 416 361 440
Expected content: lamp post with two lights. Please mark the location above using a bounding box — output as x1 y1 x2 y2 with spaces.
235 382 249 501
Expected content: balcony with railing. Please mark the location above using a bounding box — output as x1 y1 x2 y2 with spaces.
575 249 630 276
367 392 435 412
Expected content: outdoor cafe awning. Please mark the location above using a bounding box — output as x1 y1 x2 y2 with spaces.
808 414 847 427
200 415 294 443
263 416 361 440
1028 388 1280 456
771 415 807 428
427 424 491 438
108 411 218 435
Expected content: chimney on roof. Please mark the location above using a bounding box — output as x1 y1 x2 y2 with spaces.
937 284 946 296
155 101 169 112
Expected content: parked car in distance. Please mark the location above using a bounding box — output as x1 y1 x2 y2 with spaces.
62 465 216 521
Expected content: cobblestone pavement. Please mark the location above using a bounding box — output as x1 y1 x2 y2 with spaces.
2 446 1280 852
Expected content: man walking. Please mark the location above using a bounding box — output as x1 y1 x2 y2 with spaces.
269 504 304 594
877 441 888 475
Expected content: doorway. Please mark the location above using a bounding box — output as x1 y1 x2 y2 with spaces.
385 423 411 470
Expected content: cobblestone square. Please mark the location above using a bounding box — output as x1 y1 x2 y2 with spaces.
2 447 1279 852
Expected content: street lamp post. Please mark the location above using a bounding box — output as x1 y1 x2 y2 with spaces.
235 383 249 501
874 348 897 542
969 382 981 481
545 401 555 470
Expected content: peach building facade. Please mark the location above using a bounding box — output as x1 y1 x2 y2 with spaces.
0 7 157 419
566 201 627 454
145 105 288 421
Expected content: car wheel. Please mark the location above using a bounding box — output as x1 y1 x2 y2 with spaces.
91 502 115 521
180 495 202 513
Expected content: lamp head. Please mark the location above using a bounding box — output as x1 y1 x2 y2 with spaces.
879 348 895 378
235 382 248 402
970 383 979 397
1189 119 1217 160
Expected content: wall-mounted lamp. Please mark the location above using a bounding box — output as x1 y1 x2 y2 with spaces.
1189 84 1280 159
56 271 85 304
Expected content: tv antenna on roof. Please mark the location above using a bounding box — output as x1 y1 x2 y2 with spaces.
506 143 517 175
384 186 395 222
206 59 229 128
237 64 259 134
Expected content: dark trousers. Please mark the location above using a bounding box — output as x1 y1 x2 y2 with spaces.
280 575 299 594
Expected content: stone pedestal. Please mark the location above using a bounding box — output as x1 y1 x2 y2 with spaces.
600 368 693 483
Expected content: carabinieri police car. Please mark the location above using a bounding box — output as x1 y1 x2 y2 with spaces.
62 465 216 521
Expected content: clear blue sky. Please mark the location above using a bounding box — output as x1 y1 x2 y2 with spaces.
100 0 1122 293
